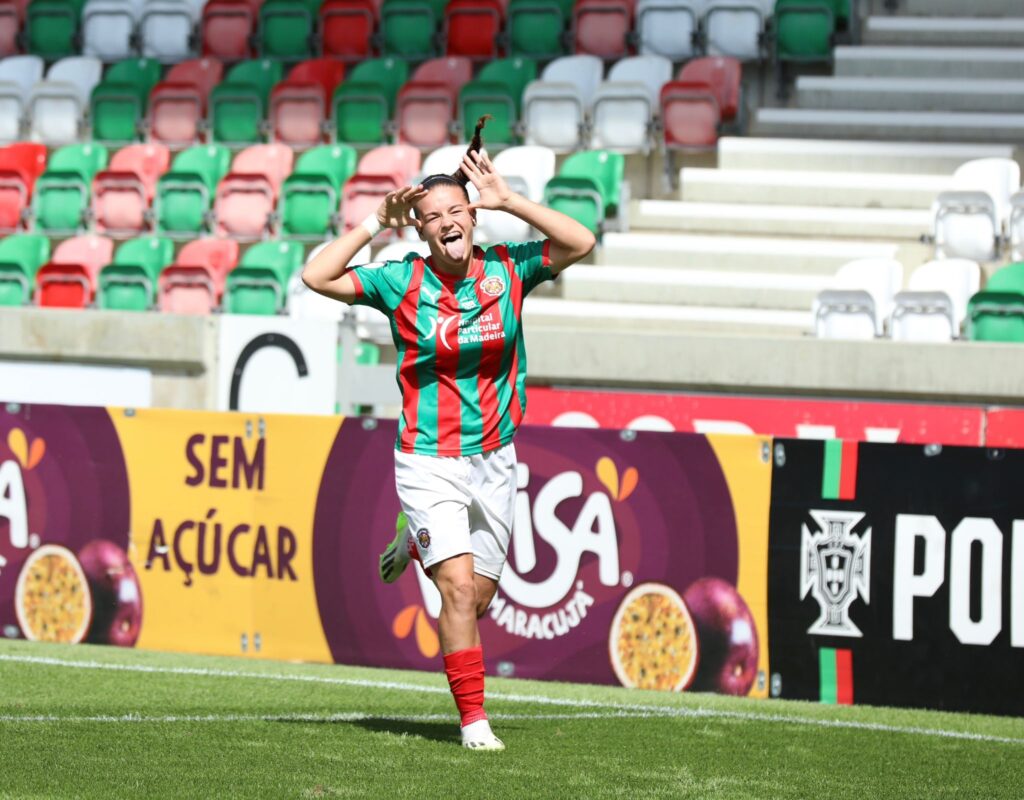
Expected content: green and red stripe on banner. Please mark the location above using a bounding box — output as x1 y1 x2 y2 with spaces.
819 648 854 705
821 439 858 500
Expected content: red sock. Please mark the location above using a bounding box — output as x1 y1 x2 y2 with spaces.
443 645 487 727
407 538 433 579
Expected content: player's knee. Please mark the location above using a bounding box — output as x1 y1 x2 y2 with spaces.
441 578 477 616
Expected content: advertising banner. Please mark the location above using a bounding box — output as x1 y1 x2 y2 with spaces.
767 438 1024 716
526 387 985 446
985 409 1024 448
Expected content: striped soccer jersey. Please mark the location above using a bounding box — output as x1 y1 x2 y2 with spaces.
351 240 553 457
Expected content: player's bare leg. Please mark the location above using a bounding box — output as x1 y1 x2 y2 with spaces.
433 554 504 751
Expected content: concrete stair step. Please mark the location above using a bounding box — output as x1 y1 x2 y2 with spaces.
753 108 1024 145
796 76 1024 113
864 16 1024 47
834 46 1024 80
679 167 948 209
900 0 1024 14
717 136 1015 174
632 199 931 240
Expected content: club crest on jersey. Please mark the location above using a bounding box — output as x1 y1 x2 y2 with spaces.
480 275 505 297
417 528 431 550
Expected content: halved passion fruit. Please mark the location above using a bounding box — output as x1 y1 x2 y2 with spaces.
14 544 93 643
609 582 699 692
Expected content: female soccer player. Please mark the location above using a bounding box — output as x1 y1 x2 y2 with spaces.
302 125 596 751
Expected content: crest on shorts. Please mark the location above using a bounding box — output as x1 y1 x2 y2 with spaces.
480 275 505 297
417 528 431 550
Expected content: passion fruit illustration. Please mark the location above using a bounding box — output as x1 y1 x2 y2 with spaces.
77 539 143 647
609 582 699 691
14 544 93 643
683 577 759 696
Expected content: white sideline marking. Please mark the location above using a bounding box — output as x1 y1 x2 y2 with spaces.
1 653 1022 745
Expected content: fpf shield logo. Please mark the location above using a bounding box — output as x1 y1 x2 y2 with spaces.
800 510 871 637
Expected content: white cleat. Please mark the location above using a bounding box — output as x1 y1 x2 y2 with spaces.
461 719 505 751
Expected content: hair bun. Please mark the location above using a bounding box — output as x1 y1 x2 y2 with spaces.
451 115 492 186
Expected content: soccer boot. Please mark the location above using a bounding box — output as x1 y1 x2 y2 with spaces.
460 719 505 751
378 511 413 584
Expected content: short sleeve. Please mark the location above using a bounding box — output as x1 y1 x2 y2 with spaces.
505 240 553 296
349 259 412 314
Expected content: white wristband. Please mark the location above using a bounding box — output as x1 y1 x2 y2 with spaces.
361 213 383 238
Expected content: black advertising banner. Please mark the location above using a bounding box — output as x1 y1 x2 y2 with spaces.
768 438 1024 716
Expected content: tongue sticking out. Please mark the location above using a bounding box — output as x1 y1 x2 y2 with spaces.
443 235 466 262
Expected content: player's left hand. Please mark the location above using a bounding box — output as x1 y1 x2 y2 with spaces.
462 150 514 212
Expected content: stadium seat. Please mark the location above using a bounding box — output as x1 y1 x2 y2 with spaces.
97 235 174 309
332 56 408 146
158 235 238 313
932 191 1000 262
81 0 138 62
209 58 283 145
395 56 472 148
341 143 419 234
0 0 27 58
320 0 379 61
1011 193 1024 262
677 55 740 123
379 0 445 59
0 55 44 143
31 142 108 234
543 148 622 235
278 143 357 240
506 0 572 59
24 0 86 60
287 240 368 318
153 143 231 236
91 141 169 235
774 0 834 90
139 0 200 64
35 233 113 308
90 57 162 143
224 238 304 314
444 0 504 60
967 288 1024 343
257 0 321 61
949 158 1020 235
201 0 258 62
703 0 771 61
0 233 49 305
660 57 740 161
634 0 699 62
458 57 536 146
28 56 103 145
522 54 603 151
834 257 903 335
477 145 554 242
269 58 345 147
813 289 876 340
146 57 223 148
213 142 294 239
905 258 980 333
0 141 47 231
590 53 669 153
889 291 956 342
573 0 633 60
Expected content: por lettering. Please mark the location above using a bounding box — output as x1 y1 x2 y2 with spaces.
893 514 1024 647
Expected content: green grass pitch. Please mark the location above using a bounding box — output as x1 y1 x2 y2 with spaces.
1 639 1022 799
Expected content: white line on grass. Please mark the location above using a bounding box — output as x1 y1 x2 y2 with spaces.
1 653 1022 745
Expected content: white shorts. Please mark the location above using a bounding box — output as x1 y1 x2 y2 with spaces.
394 442 516 581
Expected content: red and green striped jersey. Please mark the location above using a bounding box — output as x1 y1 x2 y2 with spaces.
350 240 554 457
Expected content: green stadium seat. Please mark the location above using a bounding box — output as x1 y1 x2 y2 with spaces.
506 0 572 59
154 144 232 237
0 233 50 306
379 0 446 59
458 58 536 145
332 58 409 146
224 239 305 314
967 291 1024 343
984 261 1024 293
24 0 86 59
543 149 623 236
209 59 284 146
32 142 109 234
774 0 835 62
90 59 163 144
257 0 322 60
279 144 357 240
97 237 175 311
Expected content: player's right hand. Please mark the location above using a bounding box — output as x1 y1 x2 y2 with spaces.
377 185 428 230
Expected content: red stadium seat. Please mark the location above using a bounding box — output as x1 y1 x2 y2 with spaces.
573 0 633 59
159 237 239 314
0 0 28 57
269 58 345 147
201 0 261 62
659 80 720 149
319 0 380 61
342 144 420 234
147 58 225 148
444 0 504 60
395 57 472 148
92 143 171 236
0 142 47 233
213 143 294 239
676 55 740 123
35 234 114 308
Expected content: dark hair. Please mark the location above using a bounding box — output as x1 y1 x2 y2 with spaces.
418 115 492 201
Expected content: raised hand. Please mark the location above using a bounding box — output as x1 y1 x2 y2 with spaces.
462 150 514 212
377 184 428 229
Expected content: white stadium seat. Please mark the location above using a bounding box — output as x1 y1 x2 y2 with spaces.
635 0 703 61
523 55 603 151
703 0 772 61
287 241 370 320
931 190 1001 261
374 241 431 262
814 289 877 340
907 257 980 329
81 0 140 62
28 57 103 145
139 0 198 63
1010 191 1024 261
951 157 1020 229
834 257 904 335
889 291 956 342
476 145 555 243
590 55 671 153
0 56 44 143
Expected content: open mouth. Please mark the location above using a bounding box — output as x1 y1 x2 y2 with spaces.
440 230 466 261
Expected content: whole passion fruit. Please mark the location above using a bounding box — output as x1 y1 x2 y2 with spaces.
77 539 143 647
683 577 759 696
609 582 699 692
14 544 93 643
